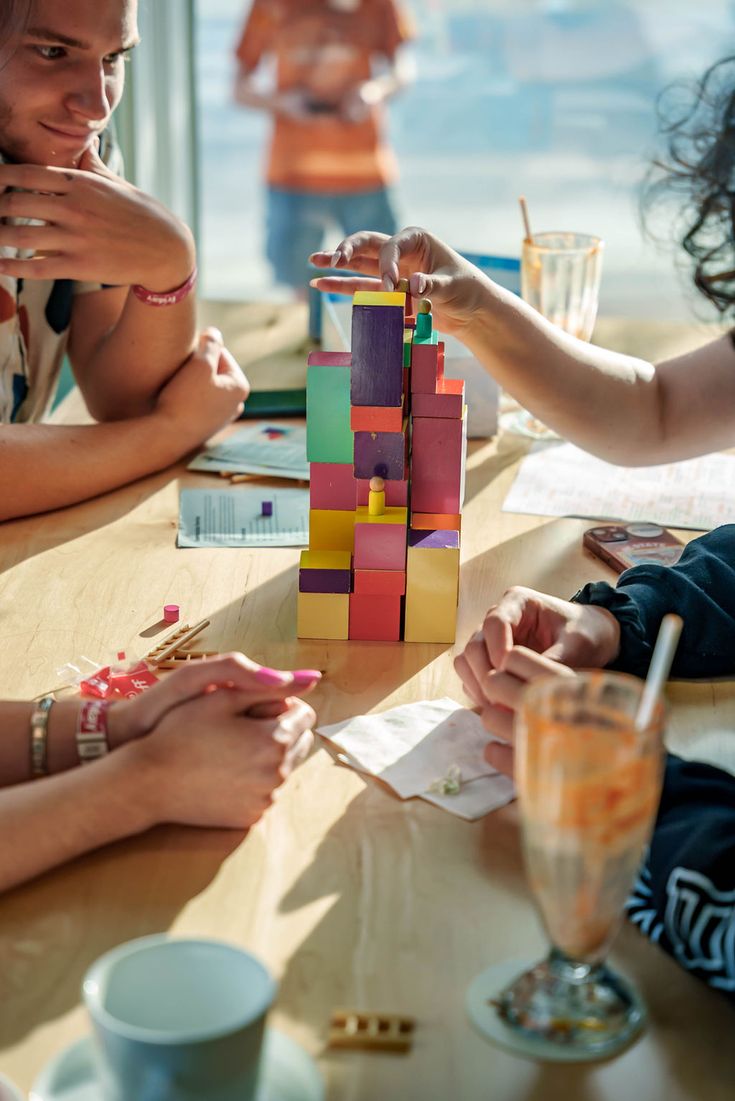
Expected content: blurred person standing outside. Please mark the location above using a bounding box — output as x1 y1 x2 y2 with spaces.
233 0 414 297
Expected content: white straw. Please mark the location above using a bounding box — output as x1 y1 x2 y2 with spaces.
635 613 683 731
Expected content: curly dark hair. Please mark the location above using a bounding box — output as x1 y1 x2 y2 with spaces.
645 56 735 316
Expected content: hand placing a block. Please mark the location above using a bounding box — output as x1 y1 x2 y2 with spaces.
309 227 493 337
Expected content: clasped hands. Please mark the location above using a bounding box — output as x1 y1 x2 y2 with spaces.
454 587 621 777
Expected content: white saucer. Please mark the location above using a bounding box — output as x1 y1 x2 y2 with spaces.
30 1028 324 1101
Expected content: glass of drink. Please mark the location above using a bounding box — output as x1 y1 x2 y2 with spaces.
496 671 664 1057
506 231 604 440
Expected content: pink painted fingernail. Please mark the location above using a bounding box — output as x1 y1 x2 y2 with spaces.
255 667 292 686
292 669 322 684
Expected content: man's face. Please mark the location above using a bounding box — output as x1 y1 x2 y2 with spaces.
0 0 139 167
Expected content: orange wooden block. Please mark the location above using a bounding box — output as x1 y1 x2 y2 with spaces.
350 405 404 432
411 511 461 532
353 568 406 596
349 593 402 641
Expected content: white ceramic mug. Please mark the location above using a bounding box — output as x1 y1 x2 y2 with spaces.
83 935 276 1101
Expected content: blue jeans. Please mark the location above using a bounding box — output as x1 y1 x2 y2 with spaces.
266 185 398 290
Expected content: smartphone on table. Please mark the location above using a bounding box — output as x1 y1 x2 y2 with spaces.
583 523 685 573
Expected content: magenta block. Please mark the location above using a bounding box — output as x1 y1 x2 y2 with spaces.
310 462 357 510
353 427 407 480
410 415 465 514
410 342 445 394
307 350 352 367
411 379 465 419
351 305 404 407
356 477 408 506
354 522 407 571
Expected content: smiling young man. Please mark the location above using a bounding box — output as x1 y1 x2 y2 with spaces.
0 0 249 521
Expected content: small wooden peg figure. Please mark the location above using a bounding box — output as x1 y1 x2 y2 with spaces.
368 475 386 516
396 277 410 293
417 298 432 314
415 297 433 340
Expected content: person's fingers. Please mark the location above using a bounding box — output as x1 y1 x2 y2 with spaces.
309 251 381 276
483 590 530 669
330 230 390 268
478 704 515 741
462 630 494 695
502 645 576 682
485 740 515 777
480 669 527 712
272 698 317 745
453 651 485 708
284 728 314 770
377 226 427 289
78 139 115 178
309 275 382 296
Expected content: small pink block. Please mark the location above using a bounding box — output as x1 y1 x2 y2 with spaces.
410 341 445 394
310 462 357 510
163 604 180 623
411 378 465 419
356 476 408 507
354 522 407 571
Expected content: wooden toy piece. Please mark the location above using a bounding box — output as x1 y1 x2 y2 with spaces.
403 328 413 367
310 462 357 511
297 592 349 640
351 304 404 408
261 500 273 518
353 506 407 571
410 410 466 514
410 341 444 394
350 404 404 433
309 508 356 552
299 550 352 594
306 359 353 464
163 604 180 623
353 424 408 481
356 476 408 508
352 290 407 307
146 619 211 665
412 377 465 419
404 529 460 644
353 568 406 596
414 298 434 343
154 649 219 671
349 593 401 641
328 1010 415 1053
368 476 385 517
395 278 410 294
411 511 461 532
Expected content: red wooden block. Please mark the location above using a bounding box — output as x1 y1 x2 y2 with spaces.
410 342 442 394
356 477 408 507
349 593 402 641
411 378 465 419
354 568 406 596
310 462 357 510
411 413 466 514
354 521 407 571
350 405 404 432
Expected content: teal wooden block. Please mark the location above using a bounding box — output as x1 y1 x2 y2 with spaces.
412 325 438 347
307 363 354 463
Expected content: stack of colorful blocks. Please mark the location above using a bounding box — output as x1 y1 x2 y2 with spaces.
297 288 466 643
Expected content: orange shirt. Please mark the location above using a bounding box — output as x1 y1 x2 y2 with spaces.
235 0 413 193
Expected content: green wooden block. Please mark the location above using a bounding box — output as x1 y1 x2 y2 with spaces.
307 364 354 462
414 312 435 342
412 324 438 347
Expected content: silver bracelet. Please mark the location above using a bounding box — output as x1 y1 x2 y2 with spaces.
29 696 54 778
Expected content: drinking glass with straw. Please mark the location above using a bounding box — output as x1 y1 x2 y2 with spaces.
506 196 604 440
467 614 683 1060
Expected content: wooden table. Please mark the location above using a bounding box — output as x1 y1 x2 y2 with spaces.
0 310 733 1099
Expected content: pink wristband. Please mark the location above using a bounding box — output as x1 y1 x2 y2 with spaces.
131 266 197 307
77 699 110 764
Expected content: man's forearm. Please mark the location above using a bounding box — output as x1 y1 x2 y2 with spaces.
0 415 185 521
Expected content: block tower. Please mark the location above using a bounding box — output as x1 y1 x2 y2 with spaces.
297 287 466 643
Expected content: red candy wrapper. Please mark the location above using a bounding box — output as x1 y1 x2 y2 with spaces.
80 660 158 700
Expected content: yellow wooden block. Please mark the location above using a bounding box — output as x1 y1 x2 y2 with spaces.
404 545 460 643
353 290 406 307
309 509 356 552
297 592 349 640
300 550 352 571
354 506 407 527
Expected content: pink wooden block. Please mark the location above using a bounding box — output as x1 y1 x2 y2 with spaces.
410 414 465 514
356 477 408 507
410 342 445 394
307 351 352 367
354 522 407 571
310 462 357 510
411 378 465 419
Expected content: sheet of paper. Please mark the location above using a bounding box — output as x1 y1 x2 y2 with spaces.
503 442 735 530
318 698 515 821
188 422 309 480
178 487 309 548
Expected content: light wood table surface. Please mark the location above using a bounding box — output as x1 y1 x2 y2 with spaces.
0 309 733 1100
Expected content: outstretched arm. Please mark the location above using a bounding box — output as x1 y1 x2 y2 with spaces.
310 227 735 465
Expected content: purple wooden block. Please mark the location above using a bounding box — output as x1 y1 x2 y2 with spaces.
261 500 273 517
351 305 404 407
299 568 352 594
353 428 407 480
408 528 460 550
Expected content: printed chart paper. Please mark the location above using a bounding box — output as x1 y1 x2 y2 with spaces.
188 422 309 480
503 443 734 531
178 487 309 548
